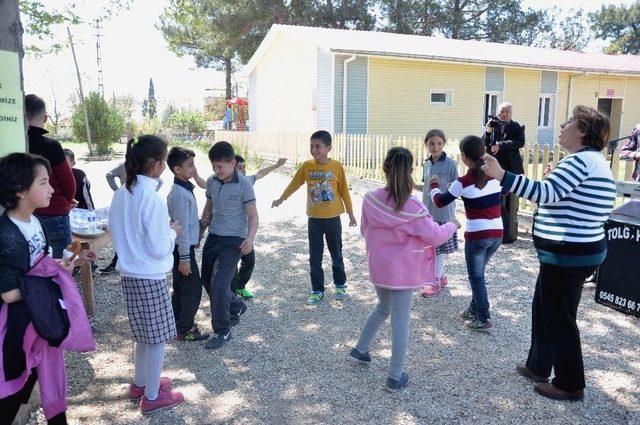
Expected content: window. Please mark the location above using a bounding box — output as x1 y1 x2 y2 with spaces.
483 92 502 123
430 90 452 107
538 96 553 127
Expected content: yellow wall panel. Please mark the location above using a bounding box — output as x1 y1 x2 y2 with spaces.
622 77 640 137
367 58 484 141
504 68 539 143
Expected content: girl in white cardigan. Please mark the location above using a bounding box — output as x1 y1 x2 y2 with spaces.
109 135 185 415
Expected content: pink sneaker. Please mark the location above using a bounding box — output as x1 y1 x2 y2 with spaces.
439 275 449 288
421 280 441 298
129 377 172 401
140 389 185 415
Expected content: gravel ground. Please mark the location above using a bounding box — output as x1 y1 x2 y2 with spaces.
26 144 640 424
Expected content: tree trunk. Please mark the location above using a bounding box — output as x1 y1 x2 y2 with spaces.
224 57 232 100
0 0 27 150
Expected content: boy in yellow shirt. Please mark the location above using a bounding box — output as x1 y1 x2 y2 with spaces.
273 131 357 305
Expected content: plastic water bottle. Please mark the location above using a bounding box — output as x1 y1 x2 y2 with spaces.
87 210 97 232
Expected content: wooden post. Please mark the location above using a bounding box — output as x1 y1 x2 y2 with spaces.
68 27 93 155
79 241 95 316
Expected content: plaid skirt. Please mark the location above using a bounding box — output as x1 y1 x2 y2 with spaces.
436 230 458 255
121 276 176 344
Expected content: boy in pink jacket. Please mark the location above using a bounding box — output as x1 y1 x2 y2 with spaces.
349 147 458 392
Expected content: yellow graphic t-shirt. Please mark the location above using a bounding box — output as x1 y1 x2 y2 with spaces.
281 159 353 219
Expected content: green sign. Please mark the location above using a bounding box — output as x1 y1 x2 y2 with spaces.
0 50 26 156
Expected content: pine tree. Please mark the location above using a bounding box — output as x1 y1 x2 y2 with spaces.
148 78 157 119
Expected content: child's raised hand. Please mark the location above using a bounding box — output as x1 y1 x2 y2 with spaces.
348 213 357 227
272 198 283 208
170 220 183 237
178 261 192 276
276 158 287 167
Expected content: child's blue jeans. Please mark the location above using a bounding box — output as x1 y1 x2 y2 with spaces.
464 237 501 322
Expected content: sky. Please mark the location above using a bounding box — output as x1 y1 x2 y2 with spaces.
22 0 635 119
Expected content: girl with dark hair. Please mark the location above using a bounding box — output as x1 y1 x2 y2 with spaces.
0 153 96 424
430 135 505 331
351 147 458 392
108 135 186 414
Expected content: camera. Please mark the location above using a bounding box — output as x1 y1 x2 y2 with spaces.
487 115 500 128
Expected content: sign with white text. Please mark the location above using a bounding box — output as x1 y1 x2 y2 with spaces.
0 50 26 156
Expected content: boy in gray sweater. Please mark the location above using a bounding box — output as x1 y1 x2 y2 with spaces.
167 147 209 342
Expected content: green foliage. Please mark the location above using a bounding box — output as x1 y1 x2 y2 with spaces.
19 0 132 55
147 79 157 119
137 117 161 136
159 0 376 99
166 109 210 137
378 0 588 50
112 95 137 138
71 92 125 156
590 3 640 54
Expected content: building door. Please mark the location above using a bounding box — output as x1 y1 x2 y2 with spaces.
483 92 502 131
598 98 623 140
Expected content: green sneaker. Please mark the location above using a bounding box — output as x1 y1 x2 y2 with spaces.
334 287 346 301
236 288 254 299
306 292 324 306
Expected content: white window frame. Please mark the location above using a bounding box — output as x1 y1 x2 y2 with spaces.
430 89 453 107
483 91 503 127
538 95 554 129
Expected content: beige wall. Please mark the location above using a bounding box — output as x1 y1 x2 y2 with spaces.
249 31 317 132
367 57 484 141
504 68 540 144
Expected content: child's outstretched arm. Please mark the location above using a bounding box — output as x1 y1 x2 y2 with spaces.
254 158 287 181
408 215 458 247
272 163 305 207
430 176 461 208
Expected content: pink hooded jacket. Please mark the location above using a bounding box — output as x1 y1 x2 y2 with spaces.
0 254 95 420
361 189 457 290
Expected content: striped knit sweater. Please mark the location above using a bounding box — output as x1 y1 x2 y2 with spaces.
501 149 616 266
430 171 505 241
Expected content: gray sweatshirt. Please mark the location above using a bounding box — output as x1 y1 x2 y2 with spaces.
421 152 458 223
167 179 200 260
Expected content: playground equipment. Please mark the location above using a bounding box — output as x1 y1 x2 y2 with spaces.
224 97 248 131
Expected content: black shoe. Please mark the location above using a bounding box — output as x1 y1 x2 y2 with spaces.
349 348 371 363
386 372 409 392
230 302 248 327
99 264 117 275
176 326 210 342
204 331 232 350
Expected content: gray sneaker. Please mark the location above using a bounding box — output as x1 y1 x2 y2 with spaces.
467 318 493 331
386 372 409 392
306 292 324 306
204 331 232 349
334 286 346 301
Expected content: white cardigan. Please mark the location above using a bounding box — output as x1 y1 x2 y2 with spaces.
109 175 176 280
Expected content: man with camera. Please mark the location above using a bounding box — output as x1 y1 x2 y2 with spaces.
483 102 525 243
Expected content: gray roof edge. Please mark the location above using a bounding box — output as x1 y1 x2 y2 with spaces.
330 48 640 77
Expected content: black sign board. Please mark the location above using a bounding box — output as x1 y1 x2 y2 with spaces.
595 218 640 317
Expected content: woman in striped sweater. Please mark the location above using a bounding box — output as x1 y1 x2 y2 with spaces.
430 135 507 331
482 105 616 401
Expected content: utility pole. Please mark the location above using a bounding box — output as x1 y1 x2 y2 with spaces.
68 27 93 155
95 19 104 98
